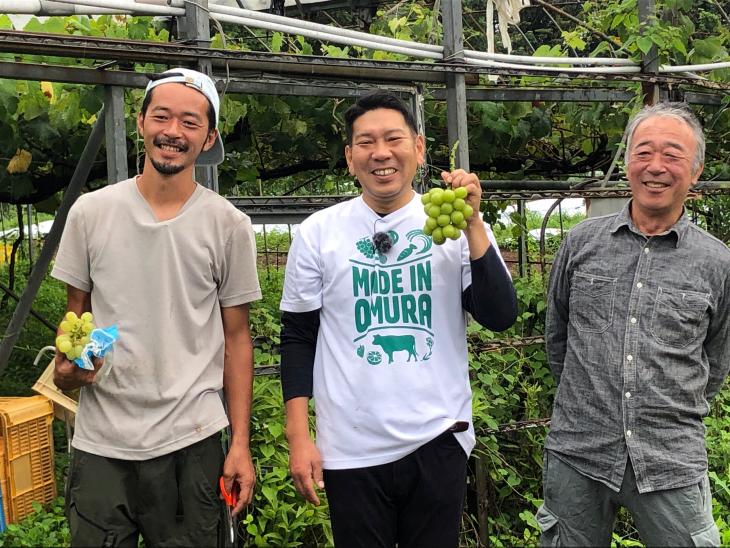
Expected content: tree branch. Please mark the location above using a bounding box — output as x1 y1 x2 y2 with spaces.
258 158 347 180
532 0 623 51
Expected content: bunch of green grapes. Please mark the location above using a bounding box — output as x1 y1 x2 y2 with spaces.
421 187 474 245
56 311 95 361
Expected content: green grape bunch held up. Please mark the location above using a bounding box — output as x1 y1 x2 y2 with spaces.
56 311 96 361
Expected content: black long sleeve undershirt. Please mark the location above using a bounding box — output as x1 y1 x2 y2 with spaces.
461 245 518 332
280 246 518 402
280 309 321 402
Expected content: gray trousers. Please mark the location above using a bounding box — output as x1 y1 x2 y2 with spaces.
536 451 720 547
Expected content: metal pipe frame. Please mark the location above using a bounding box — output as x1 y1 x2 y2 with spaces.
0 59 724 107
0 30 728 91
0 58 722 106
442 0 470 171
182 0 218 191
0 109 107 373
228 184 730 224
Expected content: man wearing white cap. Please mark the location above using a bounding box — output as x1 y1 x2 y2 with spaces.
52 68 261 546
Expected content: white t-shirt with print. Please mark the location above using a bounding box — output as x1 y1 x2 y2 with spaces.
281 192 505 470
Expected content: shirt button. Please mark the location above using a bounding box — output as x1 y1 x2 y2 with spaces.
644 248 649 254
625 392 631 399
630 317 637 324
626 430 632 437
636 282 643 288
627 355 633 362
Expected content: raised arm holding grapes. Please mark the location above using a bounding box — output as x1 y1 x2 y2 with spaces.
279 91 518 547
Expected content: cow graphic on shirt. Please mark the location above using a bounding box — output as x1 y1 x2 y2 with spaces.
372 334 418 363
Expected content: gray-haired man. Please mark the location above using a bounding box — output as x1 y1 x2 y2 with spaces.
538 103 730 546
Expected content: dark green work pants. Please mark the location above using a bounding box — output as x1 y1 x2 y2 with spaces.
536 450 720 547
66 434 225 548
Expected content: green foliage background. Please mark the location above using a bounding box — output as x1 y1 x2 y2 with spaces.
1 239 729 546
0 1 727 546
0 0 727 206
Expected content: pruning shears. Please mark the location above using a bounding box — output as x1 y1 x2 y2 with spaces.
220 476 239 545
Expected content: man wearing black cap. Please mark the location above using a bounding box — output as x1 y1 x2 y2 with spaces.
52 68 261 546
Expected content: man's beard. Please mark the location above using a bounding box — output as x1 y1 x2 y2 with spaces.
150 136 189 175
151 157 185 175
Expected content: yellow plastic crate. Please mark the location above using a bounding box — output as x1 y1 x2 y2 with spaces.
0 451 6 525
0 396 56 524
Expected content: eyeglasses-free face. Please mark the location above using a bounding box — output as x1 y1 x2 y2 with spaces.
138 83 219 176
345 108 425 214
626 115 703 230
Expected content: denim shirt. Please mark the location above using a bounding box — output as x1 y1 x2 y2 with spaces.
545 201 730 493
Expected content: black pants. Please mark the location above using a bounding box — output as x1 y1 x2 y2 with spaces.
323 430 468 548
66 434 225 548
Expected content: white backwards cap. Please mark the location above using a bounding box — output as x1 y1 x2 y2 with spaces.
144 68 224 166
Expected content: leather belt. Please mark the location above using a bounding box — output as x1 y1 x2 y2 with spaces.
448 421 469 433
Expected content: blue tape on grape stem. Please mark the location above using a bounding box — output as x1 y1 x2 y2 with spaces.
74 325 119 370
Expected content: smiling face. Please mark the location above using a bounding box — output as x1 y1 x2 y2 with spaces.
137 82 217 178
626 114 703 232
345 108 425 214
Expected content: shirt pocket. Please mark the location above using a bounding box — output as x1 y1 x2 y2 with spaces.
650 286 710 348
569 271 617 333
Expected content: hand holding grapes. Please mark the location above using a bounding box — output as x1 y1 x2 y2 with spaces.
421 170 483 245
54 310 104 390
57 311 95 360
440 169 482 225
424 169 490 259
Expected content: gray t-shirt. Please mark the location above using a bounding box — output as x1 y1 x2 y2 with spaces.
52 177 261 460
